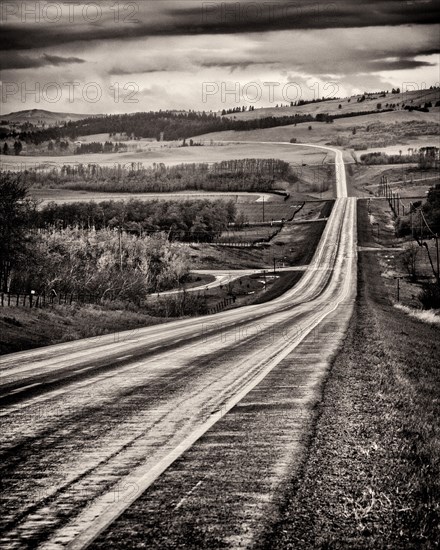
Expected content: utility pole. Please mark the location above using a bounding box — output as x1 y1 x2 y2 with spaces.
262 196 265 223
436 234 440 284
394 276 404 302
119 225 123 272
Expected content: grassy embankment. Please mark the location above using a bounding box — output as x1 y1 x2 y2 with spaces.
259 199 440 549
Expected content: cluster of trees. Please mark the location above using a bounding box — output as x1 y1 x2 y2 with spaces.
423 184 440 232
0 173 36 292
18 158 294 193
36 198 236 242
17 229 189 299
295 96 339 106
221 106 255 115
360 147 439 167
1 141 23 155
48 140 69 151
1 173 204 299
74 142 128 154
404 104 431 113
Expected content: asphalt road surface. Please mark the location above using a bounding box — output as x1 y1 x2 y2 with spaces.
0 143 357 549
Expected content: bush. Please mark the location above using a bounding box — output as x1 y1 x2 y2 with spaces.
147 291 208 317
418 282 440 309
396 216 411 237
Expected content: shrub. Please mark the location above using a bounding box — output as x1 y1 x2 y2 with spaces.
418 282 440 309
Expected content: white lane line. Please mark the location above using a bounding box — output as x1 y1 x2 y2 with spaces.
74 366 99 373
115 355 133 361
9 382 41 395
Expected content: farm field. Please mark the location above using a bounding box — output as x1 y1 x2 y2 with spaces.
196 111 439 154
29 188 277 206
188 201 331 270
1 142 330 171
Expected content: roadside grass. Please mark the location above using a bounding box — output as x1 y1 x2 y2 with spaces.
0 304 169 355
250 271 304 305
394 303 440 325
259 201 440 549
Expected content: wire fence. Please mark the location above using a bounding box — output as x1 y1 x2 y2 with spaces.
0 291 101 308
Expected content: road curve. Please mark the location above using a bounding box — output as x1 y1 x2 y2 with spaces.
0 143 357 549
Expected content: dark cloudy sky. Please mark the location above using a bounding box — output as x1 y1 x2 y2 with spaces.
1 0 439 114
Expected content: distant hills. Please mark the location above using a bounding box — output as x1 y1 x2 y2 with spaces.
1 88 439 144
1 109 100 125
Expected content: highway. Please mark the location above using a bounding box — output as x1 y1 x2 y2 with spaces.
0 143 357 549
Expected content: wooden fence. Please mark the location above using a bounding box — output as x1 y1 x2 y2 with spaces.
207 296 235 314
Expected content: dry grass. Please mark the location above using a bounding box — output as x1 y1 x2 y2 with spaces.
0 304 168 355
394 304 440 325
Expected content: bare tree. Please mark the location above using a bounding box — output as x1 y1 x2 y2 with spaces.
401 242 420 282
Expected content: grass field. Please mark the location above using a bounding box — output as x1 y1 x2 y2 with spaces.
29 188 277 206
195 111 439 154
189 201 331 269
1 142 329 170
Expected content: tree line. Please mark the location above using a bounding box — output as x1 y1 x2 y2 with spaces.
360 148 439 167
1 106 410 146
15 158 294 193
37 198 236 242
74 141 128 154
0 111 319 143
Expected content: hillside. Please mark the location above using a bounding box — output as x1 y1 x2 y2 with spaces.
1 109 99 126
222 87 440 121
